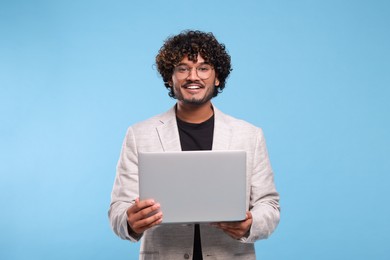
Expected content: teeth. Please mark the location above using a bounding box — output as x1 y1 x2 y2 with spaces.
187 86 200 89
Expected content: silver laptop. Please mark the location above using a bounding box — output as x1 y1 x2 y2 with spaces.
138 150 247 224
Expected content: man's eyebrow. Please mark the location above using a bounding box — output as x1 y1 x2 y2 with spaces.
176 62 211 66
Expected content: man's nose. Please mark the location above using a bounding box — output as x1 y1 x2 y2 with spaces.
187 68 200 80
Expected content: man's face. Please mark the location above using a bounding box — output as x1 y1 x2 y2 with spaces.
169 55 220 106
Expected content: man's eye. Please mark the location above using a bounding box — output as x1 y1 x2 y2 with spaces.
177 67 188 72
198 67 209 72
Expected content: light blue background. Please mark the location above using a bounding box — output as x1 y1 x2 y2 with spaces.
1 0 389 259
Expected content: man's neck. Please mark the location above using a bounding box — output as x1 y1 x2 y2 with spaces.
176 101 214 124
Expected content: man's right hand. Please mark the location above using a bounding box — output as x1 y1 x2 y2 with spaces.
127 198 163 234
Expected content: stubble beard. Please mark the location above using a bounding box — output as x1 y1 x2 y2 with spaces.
174 83 215 106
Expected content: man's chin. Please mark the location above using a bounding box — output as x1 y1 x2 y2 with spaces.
177 92 214 105
181 97 212 106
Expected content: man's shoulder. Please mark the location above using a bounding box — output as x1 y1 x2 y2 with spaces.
130 107 175 131
216 108 260 131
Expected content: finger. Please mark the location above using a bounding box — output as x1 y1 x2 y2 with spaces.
217 220 252 235
127 199 162 234
128 198 157 214
128 202 161 224
217 221 244 230
221 228 242 239
131 211 163 234
137 203 161 220
215 212 250 227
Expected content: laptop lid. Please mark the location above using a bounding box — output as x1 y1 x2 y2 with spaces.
138 150 247 224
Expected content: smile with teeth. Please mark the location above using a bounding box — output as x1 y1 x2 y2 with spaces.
184 84 203 89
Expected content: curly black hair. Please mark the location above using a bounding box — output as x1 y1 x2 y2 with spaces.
156 30 232 98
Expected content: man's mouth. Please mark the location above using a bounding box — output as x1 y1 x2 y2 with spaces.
186 85 201 89
183 83 203 89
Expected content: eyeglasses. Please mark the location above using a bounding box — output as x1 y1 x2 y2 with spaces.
173 64 214 80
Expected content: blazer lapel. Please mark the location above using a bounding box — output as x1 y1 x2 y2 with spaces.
156 107 182 152
212 106 232 150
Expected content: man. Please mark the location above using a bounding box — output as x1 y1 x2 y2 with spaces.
109 30 280 260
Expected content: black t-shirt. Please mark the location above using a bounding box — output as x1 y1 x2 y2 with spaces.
177 115 214 151
177 115 214 260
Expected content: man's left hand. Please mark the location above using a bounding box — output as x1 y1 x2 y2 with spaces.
212 211 253 239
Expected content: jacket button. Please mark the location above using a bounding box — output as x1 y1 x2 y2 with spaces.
184 253 190 259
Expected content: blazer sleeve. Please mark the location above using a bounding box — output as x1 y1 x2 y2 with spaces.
240 128 280 243
108 127 142 242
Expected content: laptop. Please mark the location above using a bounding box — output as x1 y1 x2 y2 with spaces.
138 150 247 224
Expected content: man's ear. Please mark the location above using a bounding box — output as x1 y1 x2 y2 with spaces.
168 80 173 87
215 78 220 86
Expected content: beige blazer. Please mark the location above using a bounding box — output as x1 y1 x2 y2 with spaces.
109 105 280 260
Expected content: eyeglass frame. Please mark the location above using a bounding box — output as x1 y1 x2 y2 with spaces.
173 63 215 80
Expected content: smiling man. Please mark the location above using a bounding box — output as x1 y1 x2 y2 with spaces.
171 55 218 105
109 30 280 260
